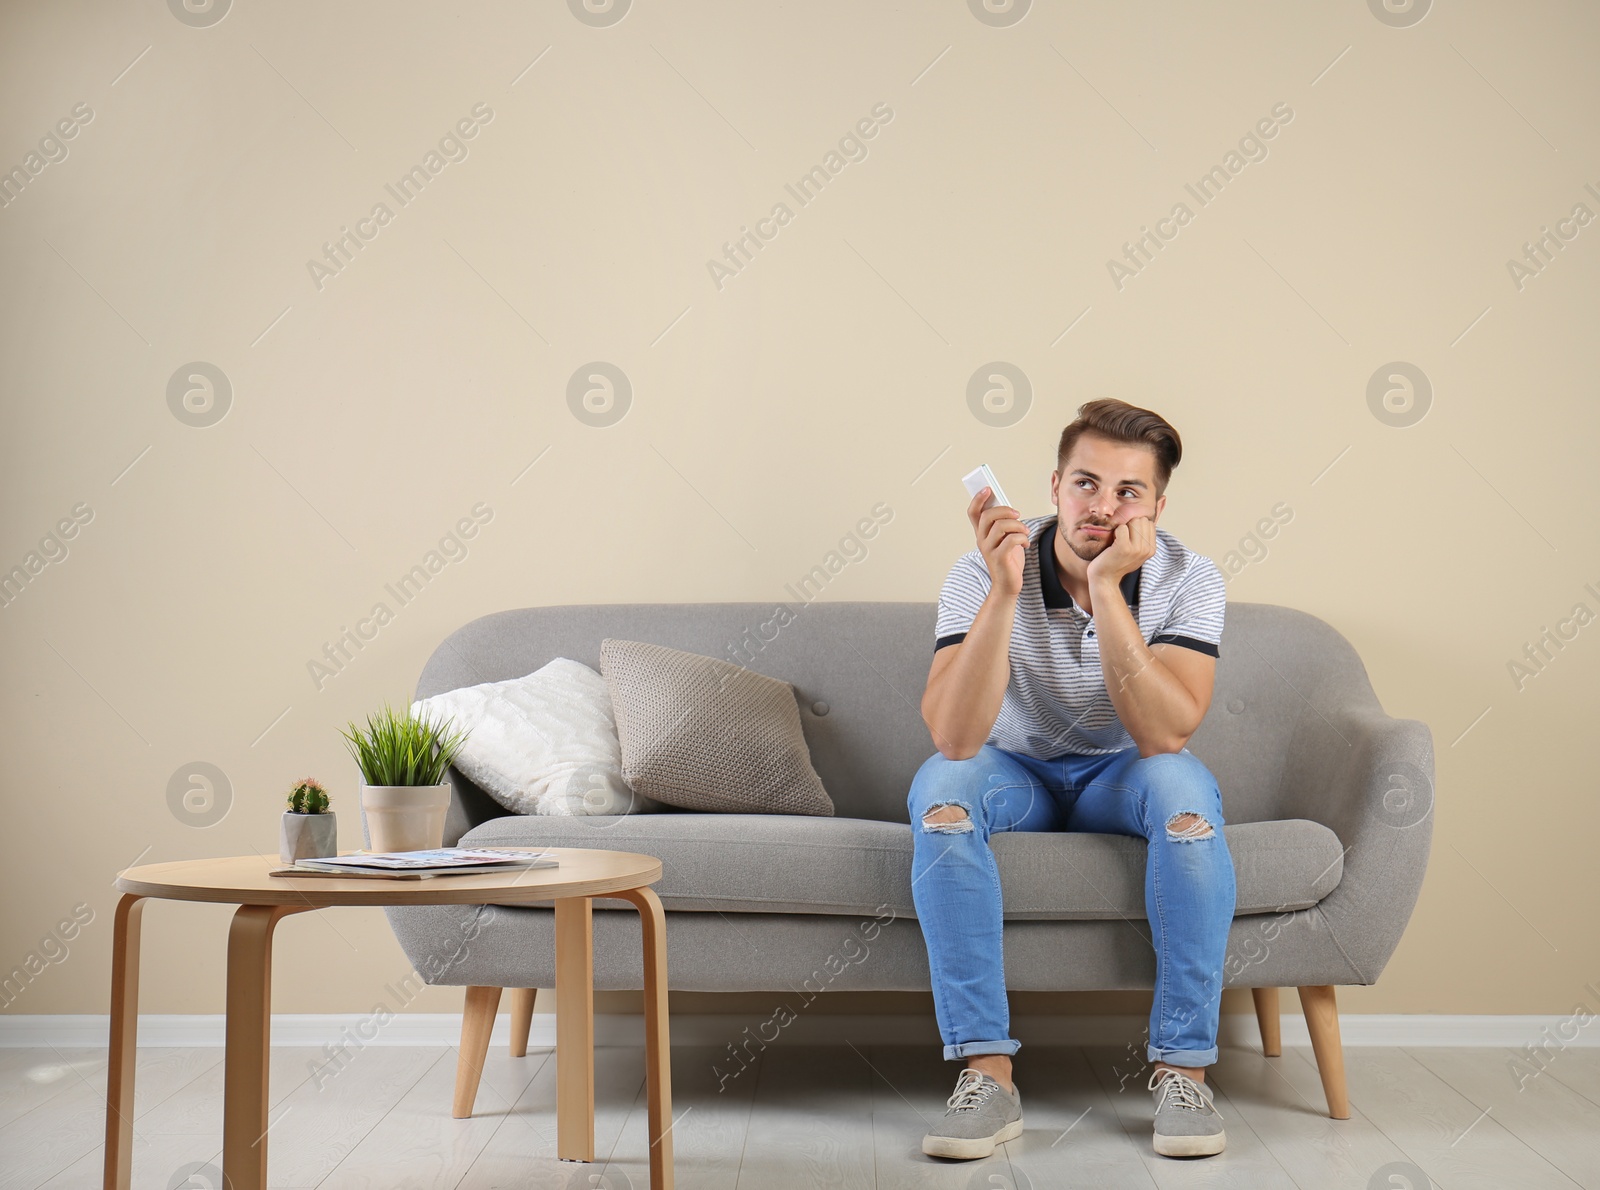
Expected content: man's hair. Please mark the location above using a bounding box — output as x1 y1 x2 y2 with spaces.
1056 398 1183 498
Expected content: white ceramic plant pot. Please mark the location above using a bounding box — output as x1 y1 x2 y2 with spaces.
280 812 338 863
360 784 450 853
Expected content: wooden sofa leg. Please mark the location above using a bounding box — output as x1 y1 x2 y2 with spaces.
1299 985 1351 1119
508 987 537 1057
1252 987 1282 1056
453 985 502 1119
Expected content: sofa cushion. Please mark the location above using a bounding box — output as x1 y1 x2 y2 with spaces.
461 812 1345 920
600 638 834 816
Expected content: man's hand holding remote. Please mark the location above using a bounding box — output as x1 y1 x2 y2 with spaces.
967 487 1028 598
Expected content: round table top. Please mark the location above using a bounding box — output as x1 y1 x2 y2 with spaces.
114 849 662 907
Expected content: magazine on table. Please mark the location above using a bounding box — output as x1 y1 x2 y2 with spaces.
273 847 559 879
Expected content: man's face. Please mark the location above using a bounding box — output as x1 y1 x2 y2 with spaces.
1050 433 1166 563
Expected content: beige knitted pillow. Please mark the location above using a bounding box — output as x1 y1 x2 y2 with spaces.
599 638 834 816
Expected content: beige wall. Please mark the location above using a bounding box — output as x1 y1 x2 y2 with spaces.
2 0 1596 1024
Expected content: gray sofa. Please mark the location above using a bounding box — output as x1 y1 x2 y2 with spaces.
384 600 1434 1119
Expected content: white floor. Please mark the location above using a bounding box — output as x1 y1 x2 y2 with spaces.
2 1039 1597 1189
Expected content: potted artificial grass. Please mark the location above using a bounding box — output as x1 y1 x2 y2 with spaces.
340 704 470 853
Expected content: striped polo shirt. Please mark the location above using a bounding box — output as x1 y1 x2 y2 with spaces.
933 514 1226 758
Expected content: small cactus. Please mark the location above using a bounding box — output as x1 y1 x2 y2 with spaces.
286 778 331 815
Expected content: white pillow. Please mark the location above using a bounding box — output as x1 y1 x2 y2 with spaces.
410 658 656 816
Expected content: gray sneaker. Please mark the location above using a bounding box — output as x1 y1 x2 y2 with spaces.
921 1068 1024 1159
1148 1068 1226 1157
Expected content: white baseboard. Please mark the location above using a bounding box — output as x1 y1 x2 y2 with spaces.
0 1011 1588 1050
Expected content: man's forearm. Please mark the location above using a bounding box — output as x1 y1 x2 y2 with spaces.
922 592 1016 759
1091 576 1199 755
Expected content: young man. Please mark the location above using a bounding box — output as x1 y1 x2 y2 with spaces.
911 398 1236 1160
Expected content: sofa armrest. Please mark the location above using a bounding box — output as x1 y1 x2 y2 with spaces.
1275 704 1435 984
442 766 512 847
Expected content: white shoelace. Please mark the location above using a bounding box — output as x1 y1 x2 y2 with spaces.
1148 1069 1224 1119
947 1068 999 1113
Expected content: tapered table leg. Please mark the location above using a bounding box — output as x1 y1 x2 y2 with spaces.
103 894 146 1190
223 905 310 1190
614 887 673 1190
555 896 595 1162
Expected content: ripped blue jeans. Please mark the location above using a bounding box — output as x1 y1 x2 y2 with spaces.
908 744 1236 1067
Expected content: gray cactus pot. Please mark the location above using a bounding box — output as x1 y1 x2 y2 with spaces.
280 811 338 863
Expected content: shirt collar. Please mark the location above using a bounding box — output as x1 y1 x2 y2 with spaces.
1037 517 1142 612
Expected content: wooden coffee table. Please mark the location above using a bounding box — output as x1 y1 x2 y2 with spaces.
104 849 672 1190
